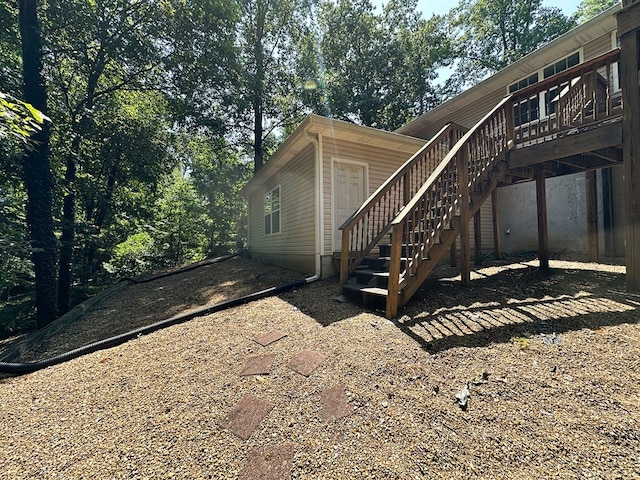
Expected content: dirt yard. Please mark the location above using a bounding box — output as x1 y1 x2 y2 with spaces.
0 255 638 479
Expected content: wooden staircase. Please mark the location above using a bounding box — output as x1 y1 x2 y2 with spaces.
339 49 622 319
339 96 514 318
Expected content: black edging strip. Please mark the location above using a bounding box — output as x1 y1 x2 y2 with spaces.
118 251 245 284
0 279 306 375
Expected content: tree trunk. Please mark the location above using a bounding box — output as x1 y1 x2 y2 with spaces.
254 100 264 172
57 150 77 315
19 0 59 328
57 49 103 312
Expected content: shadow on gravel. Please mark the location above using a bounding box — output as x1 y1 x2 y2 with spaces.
293 256 639 354
395 260 638 354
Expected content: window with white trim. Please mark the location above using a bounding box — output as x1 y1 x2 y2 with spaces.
508 50 582 126
508 51 582 95
543 51 580 79
264 186 280 235
611 30 621 93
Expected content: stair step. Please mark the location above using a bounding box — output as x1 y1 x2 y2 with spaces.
360 286 389 297
354 268 382 285
342 283 394 300
342 283 390 303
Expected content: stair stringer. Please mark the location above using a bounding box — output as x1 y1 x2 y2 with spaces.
397 153 511 309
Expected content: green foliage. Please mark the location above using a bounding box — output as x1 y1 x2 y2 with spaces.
103 171 213 277
300 0 455 130
0 186 33 296
103 231 155 277
235 0 318 169
574 0 619 24
0 92 50 144
449 0 576 86
160 0 239 132
179 134 251 255
0 1 21 95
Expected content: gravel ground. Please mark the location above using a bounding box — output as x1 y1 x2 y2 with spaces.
0 255 638 479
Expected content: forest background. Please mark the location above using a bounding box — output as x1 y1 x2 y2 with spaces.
0 0 616 334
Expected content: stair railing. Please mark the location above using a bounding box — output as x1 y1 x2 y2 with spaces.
511 48 621 147
386 95 515 318
338 123 467 284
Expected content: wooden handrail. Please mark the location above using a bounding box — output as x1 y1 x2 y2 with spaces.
512 48 620 100
385 95 514 317
511 49 621 146
339 122 466 283
390 96 513 226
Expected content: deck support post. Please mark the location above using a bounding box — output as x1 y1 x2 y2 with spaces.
474 209 482 266
618 0 640 290
339 230 349 285
449 242 456 267
386 223 403 319
535 167 549 270
586 170 599 262
602 168 617 256
491 189 502 259
458 151 471 286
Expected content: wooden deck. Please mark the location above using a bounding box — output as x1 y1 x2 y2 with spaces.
339 47 629 319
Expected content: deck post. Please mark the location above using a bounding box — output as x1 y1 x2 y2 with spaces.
449 242 457 266
458 150 471 286
618 0 640 290
602 168 616 256
386 223 403 319
491 189 502 259
474 209 482 265
339 229 349 284
586 170 599 262
535 167 549 270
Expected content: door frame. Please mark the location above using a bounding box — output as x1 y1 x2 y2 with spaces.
331 157 369 252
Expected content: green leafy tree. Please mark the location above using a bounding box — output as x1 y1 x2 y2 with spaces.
574 0 619 23
0 1 21 95
0 92 50 143
301 0 455 130
449 0 576 86
236 0 317 172
104 171 210 276
179 134 251 255
74 90 172 278
44 0 166 313
159 0 239 133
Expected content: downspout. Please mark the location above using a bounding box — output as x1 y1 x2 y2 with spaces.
304 130 324 283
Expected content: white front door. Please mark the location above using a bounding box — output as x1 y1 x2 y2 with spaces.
333 162 366 250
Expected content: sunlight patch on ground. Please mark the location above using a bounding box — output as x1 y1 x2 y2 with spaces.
441 259 625 282
401 292 636 344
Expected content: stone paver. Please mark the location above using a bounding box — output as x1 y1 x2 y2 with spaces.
239 443 296 480
255 330 287 346
219 395 274 440
240 354 276 376
287 349 326 377
319 384 353 422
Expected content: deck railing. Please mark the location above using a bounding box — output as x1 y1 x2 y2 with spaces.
511 48 621 147
386 95 514 317
338 48 623 318
338 123 466 283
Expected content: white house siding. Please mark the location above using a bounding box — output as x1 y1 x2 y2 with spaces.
583 31 614 61
248 144 316 274
321 137 423 255
417 90 506 141
495 167 625 258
